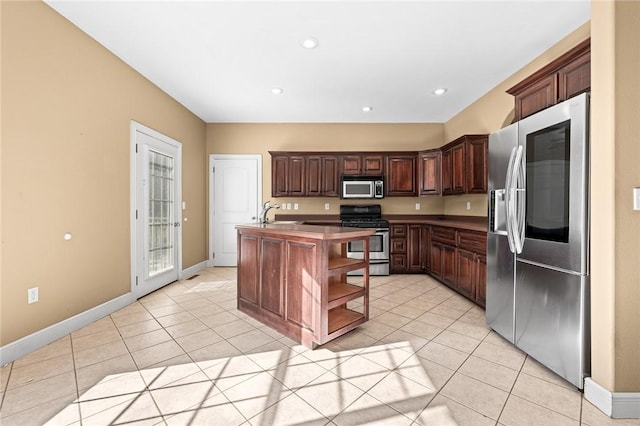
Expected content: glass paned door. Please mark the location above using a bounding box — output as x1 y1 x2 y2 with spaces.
147 150 175 277
132 122 181 299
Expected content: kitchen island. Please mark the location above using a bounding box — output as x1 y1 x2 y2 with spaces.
235 223 374 349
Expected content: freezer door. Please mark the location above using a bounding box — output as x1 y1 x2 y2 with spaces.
486 124 518 342
515 261 590 389
486 232 515 343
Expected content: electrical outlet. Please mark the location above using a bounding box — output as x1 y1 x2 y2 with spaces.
294 203 299 210
466 201 471 210
324 203 330 211
28 287 39 304
286 203 292 210
415 202 420 210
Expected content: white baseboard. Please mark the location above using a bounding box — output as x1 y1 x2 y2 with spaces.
1 262 210 366
585 378 640 418
180 260 208 280
0 292 135 366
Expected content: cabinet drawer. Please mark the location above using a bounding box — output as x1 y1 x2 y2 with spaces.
390 224 407 237
391 238 406 254
457 231 487 254
431 226 456 245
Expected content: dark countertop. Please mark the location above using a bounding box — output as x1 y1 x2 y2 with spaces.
274 214 487 232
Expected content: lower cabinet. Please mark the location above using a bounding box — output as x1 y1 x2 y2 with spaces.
392 222 487 307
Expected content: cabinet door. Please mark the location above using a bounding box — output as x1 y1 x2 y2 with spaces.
558 50 590 102
451 143 466 194
272 155 289 197
441 149 453 195
430 242 442 278
514 74 558 120
386 155 417 196
422 226 431 272
465 137 488 194
306 156 322 196
407 225 423 271
363 155 384 175
456 249 475 300
474 254 487 307
288 156 306 196
340 155 362 175
419 151 441 195
322 156 339 196
441 244 457 286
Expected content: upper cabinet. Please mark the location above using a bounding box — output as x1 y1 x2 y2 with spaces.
306 155 339 197
340 154 384 175
270 135 486 198
270 153 306 197
385 154 417 196
418 150 441 196
508 39 590 121
441 135 488 196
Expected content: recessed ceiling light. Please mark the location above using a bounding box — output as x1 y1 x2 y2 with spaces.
271 87 283 95
301 37 319 49
432 88 448 96
362 106 373 112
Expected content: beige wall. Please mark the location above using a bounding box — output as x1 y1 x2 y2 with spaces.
206 123 446 215
591 1 640 392
1 2 207 346
442 23 591 217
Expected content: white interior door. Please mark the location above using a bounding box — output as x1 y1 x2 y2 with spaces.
131 122 182 298
210 155 261 266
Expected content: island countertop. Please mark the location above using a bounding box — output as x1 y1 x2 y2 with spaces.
235 222 375 240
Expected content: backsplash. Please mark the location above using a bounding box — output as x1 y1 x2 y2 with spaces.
268 196 445 215
443 194 488 217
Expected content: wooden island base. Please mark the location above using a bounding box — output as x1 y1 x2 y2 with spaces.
235 223 374 349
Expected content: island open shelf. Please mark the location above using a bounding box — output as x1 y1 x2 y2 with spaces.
235 222 373 348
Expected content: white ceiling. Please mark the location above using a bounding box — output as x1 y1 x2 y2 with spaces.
45 1 590 123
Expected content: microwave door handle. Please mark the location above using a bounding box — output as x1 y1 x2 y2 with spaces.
504 146 517 254
511 146 525 254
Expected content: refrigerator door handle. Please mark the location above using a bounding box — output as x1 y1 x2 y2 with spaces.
504 146 518 254
511 145 525 254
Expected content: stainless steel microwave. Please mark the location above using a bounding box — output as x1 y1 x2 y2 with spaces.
340 175 384 199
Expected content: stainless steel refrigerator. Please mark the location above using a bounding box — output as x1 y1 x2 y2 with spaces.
487 93 590 389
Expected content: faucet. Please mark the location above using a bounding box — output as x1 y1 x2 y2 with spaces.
258 201 280 223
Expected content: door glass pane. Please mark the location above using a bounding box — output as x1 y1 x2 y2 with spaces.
148 150 174 276
525 120 570 243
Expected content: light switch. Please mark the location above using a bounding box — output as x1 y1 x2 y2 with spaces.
182 202 186 210
634 188 640 210
324 203 330 211
294 203 299 210
286 203 292 210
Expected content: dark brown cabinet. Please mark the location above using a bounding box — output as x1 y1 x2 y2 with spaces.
340 154 384 175
456 230 487 307
466 137 488 194
442 141 464 195
407 225 424 271
442 135 488 196
508 39 590 121
418 150 441 196
271 154 306 197
390 224 408 273
306 155 339 197
386 154 417 197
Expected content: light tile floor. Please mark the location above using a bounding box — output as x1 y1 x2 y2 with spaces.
1 268 638 425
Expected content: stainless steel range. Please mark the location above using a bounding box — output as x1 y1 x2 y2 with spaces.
340 204 390 276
